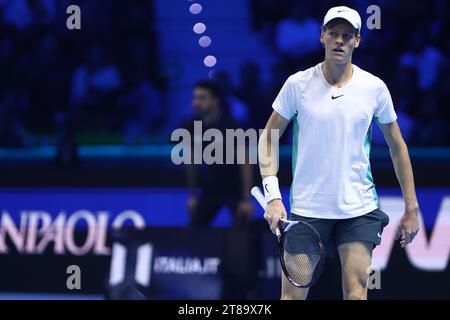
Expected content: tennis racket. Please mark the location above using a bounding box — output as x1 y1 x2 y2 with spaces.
251 186 325 288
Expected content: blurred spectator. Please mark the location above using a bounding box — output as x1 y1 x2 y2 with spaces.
68 45 123 133
183 81 254 227
29 0 57 27
0 0 161 148
0 89 28 147
398 30 444 91
235 62 270 130
411 94 449 145
0 0 33 31
27 34 67 133
373 65 418 146
0 35 14 92
249 0 291 46
435 66 450 120
274 1 321 59
211 70 250 128
266 61 290 102
250 0 290 32
70 45 123 107
118 67 163 145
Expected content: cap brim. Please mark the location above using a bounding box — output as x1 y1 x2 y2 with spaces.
324 17 359 30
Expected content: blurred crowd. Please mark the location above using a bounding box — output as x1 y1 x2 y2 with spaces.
0 0 449 155
0 0 164 155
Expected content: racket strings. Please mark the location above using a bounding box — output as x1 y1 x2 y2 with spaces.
282 223 323 286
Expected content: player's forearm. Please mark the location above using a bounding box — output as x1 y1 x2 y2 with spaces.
389 142 419 214
258 111 290 178
258 127 280 178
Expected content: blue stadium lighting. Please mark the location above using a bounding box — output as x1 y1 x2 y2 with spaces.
193 22 206 34
199 35 211 47
189 3 202 15
203 55 217 67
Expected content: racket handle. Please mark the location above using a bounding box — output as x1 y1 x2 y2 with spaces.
251 186 266 210
275 227 281 237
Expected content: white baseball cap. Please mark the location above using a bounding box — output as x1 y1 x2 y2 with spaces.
323 6 362 30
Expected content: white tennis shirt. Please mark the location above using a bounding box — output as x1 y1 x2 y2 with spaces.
273 63 397 219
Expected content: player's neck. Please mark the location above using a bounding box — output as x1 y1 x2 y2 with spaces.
322 60 353 88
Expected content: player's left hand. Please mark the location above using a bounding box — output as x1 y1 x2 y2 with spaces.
237 199 253 219
396 209 420 248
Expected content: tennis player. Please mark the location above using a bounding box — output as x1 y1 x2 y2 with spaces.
258 6 420 300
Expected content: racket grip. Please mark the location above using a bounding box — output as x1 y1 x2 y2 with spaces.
251 186 266 210
275 227 281 237
252 186 282 237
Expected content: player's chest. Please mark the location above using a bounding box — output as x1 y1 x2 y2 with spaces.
299 87 375 125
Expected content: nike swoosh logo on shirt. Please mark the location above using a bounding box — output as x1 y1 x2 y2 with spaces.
331 94 344 100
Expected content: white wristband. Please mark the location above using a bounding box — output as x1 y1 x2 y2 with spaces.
262 176 282 204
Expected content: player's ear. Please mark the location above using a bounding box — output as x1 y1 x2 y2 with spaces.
354 32 361 48
320 27 326 47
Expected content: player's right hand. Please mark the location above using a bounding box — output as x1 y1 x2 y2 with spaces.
264 199 287 235
187 196 198 215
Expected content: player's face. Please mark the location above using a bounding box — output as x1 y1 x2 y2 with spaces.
192 87 218 116
321 21 360 64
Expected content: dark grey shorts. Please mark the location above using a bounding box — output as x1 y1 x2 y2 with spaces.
290 208 390 257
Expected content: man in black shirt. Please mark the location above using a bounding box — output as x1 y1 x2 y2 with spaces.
184 81 254 227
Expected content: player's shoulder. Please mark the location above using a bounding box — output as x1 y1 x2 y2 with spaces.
289 64 319 81
353 64 387 90
285 63 320 88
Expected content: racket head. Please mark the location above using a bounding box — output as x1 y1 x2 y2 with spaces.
278 220 325 288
